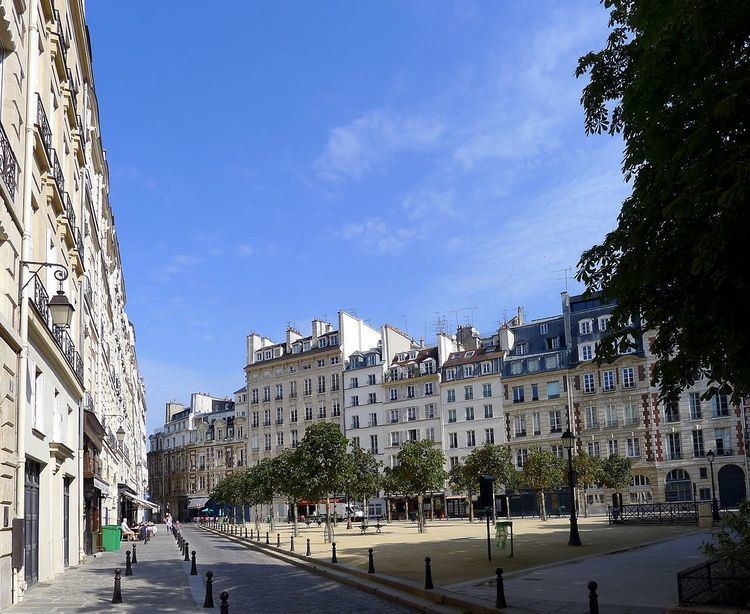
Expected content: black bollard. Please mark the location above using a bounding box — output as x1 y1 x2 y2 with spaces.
276 533 280 547
219 591 229 614
125 551 133 576
112 568 123 604
496 568 507 608
185 541 190 562
266 531 269 545
588 581 599 614
306 538 311 557
332 542 338 563
204 571 214 608
290 536 295 552
424 557 434 590
191 551 198 576
131 544 138 564
250 529 254 540
368 548 375 574
244 527 247 539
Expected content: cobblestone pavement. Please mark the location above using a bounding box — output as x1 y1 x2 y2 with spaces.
446 530 713 613
11 532 196 612
182 525 410 613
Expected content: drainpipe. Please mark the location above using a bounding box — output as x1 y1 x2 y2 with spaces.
15 0 41 600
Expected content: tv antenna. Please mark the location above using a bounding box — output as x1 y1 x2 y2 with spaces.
553 266 573 293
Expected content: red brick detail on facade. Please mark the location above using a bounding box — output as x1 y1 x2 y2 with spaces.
648 336 656 351
573 402 582 435
574 375 580 390
642 394 654 461
654 431 663 462
638 365 646 381
736 420 745 455
651 393 661 426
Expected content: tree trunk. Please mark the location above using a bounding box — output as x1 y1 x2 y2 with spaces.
583 488 590 518
269 502 275 532
491 489 497 523
539 491 547 521
466 495 474 522
292 500 299 537
255 506 260 532
386 498 392 522
325 496 333 542
417 494 425 533
363 497 369 524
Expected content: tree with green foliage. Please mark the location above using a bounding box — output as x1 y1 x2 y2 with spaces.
572 451 603 517
702 500 750 604
575 0 750 405
247 458 279 531
345 445 382 525
390 440 447 533
211 472 244 521
522 449 565 521
463 444 517 520
448 461 478 522
600 454 633 495
297 422 352 541
275 448 312 537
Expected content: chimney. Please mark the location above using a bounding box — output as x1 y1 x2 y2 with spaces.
311 319 325 342
516 306 524 326
286 327 302 351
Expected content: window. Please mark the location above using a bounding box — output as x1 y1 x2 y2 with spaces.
305 405 313 421
408 406 418 421
665 469 692 502
514 415 526 437
331 373 340 391
350 377 359 389
510 361 522 375
318 405 327 418
528 358 539 372
626 437 640 457
482 362 493 375
425 404 436 419
351 415 360 429
598 316 610 331
425 427 436 441
331 356 340 365
516 448 528 468
465 407 474 421
407 385 415 399
251 389 259 404
332 401 341 417
368 413 377 427
252 411 259 428
289 381 297 398
624 402 639 425
367 392 377 404
464 386 473 400
463 365 474 378
318 376 326 393
351 395 359 407
549 410 562 433
448 409 456 423
482 383 492 398
368 374 377 386
551 445 564 458
581 344 593 361
547 381 560 399
352 436 360 448
667 433 682 460
545 354 559 369
532 412 541 435
692 430 704 457
539 323 549 334
585 406 599 429
712 395 729 417
715 428 730 455
447 389 455 403
700 467 708 479
587 441 600 457
484 404 493 419
449 433 458 449
275 384 283 400
276 407 284 424
608 439 619 456
517 343 528 355
583 373 596 394
304 379 312 395
263 386 271 402
263 409 271 426
445 368 456 381
389 409 399 423
424 382 434 396
689 393 702 419
466 430 476 447
389 389 398 401
605 403 618 427
603 370 615 391
290 408 298 423
317 359 325 368
264 433 272 451
531 384 539 401
449 456 459 469
291 430 298 447
664 401 680 423
579 320 592 334
370 435 379 454
622 367 635 388
390 432 401 447
276 432 284 447
512 386 524 403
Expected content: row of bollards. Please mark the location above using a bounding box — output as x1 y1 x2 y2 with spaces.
203 570 230 611
492 567 599 612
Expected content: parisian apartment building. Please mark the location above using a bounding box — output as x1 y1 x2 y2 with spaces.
148 297 749 524
0 1 149 608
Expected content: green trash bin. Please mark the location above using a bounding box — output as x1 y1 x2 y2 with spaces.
101 525 122 551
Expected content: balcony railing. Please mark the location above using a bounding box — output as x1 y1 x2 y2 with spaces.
31 275 83 383
36 96 52 156
0 123 19 199
49 148 65 194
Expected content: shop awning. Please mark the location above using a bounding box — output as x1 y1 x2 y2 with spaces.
188 497 209 510
123 491 159 511
93 476 109 494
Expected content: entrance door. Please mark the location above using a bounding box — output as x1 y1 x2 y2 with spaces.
63 478 70 567
24 461 40 585
718 464 747 508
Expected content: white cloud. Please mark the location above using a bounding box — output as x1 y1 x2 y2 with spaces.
153 254 203 281
339 218 418 253
316 110 445 181
236 244 256 257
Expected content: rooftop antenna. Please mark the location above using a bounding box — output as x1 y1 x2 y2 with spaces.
553 266 573 293
450 310 460 330
461 306 479 326
433 313 448 335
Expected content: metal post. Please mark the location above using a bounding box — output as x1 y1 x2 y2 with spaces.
486 509 492 562
424 557 434 590
125 551 132 576
567 446 582 546
331 542 337 563
219 591 229 614
191 551 197 576
277 533 280 547
588 581 599 614
496 568 507 608
709 455 720 522
112 568 123 604
368 548 375 574
250 529 254 540
185 541 190 562
204 571 214 608
266 531 269 544
131 544 137 564
244 527 247 539
290 536 295 552
306 538 311 556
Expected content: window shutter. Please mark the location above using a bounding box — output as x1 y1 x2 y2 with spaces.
574 375 580 390
503 384 508 400
638 365 646 381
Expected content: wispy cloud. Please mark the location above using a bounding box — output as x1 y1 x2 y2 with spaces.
339 218 419 253
316 110 445 181
153 254 203 282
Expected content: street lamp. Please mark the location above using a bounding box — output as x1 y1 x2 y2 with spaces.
22 261 75 327
561 430 582 546
706 450 720 522
116 426 126 443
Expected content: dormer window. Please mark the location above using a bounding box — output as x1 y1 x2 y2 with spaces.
274 347 282 357
329 335 338 345
516 343 528 355
539 323 549 334
264 350 273 360
579 319 593 335
580 344 594 361
464 351 475 358
303 341 311 351
256 352 263 361
409 350 418 359
319 338 328 348
598 316 611 331
292 343 301 354
445 368 456 381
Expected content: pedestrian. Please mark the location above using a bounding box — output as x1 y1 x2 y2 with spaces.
165 513 173 535
121 518 136 541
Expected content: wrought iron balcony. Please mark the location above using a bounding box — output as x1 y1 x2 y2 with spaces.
0 123 19 199
49 148 65 194
30 274 83 384
36 95 52 154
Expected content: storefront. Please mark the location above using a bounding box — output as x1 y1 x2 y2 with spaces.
83 411 108 555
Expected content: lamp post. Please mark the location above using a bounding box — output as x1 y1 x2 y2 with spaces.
22 261 75 327
561 430 582 546
706 450 720 522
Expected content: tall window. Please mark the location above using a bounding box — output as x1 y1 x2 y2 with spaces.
547 381 560 399
587 441 600 457
602 370 615 391
624 402 639 425
482 383 492 398
465 407 474 421
605 404 618 427
447 389 455 403
622 367 635 388
712 395 729 417
664 401 680 423
585 406 599 429
448 409 456 423
532 412 541 435
626 437 640 457
715 428 730 455
449 433 458 448
514 415 526 437
689 393 702 419
464 386 473 400
485 428 495 444
583 373 596 394
667 433 682 460
484 404 493 419
692 430 704 457
608 439 619 456
370 435 378 454
466 430 476 447
549 410 562 433
512 386 524 403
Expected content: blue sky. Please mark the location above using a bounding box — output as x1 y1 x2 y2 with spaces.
86 1 627 436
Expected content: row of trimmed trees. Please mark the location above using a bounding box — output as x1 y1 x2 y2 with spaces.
212 422 634 534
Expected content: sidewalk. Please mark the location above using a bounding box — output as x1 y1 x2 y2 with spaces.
11 532 197 613
445 530 713 613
